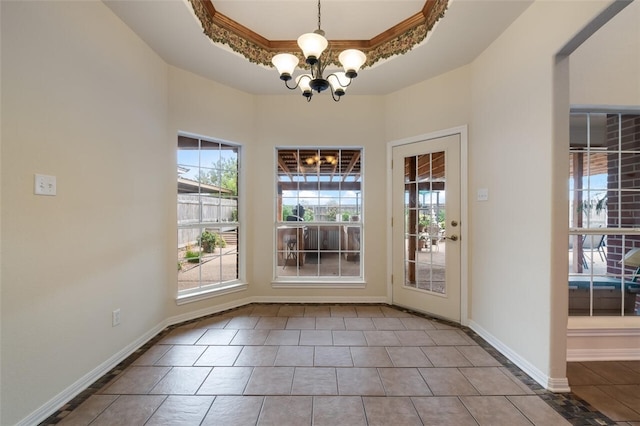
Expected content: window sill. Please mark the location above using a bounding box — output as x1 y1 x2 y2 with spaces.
271 280 366 289
176 282 248 305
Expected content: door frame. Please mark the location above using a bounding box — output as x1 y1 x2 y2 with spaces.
386 125 469 326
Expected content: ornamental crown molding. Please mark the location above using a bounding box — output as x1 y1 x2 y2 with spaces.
187 0 449 69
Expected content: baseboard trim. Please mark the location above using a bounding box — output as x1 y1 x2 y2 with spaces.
567 326 640 361
469 320 570 393
17 320 168 426
167 296 254 326
252 295 390 304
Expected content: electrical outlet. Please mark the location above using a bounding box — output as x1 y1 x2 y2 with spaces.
34 174 57 196
112 309 121 327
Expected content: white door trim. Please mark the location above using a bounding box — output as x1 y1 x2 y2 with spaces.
386 125 469 326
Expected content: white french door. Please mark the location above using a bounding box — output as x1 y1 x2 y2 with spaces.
391 134 461 322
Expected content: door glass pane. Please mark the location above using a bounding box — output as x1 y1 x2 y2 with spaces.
404 151 446 293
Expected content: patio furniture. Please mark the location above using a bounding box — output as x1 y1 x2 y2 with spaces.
583 234 607 262
621 247 640 281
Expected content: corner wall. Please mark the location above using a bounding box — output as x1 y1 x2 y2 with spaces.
166 67 256 319
566 0 640 359
165 69 389 314
467 0 620 389
250 94 387 302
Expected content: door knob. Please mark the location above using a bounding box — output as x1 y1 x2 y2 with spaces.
451 220 458 227
447 235 459 241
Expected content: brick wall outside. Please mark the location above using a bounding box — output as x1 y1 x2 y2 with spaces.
606 114 640 277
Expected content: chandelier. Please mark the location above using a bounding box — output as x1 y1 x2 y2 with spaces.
305 154 337 166
271 0 367 102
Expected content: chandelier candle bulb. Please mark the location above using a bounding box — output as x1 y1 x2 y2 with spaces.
327 72 348 97
338 49 367 78
297 32 328 65
296 74 313 98
272 53 299 81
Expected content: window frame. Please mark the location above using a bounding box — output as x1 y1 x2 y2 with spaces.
568 110 640 317
272 146 365 286
176 132 246 304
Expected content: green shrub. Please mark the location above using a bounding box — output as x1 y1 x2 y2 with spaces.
185 249 200 263
200 230 227 253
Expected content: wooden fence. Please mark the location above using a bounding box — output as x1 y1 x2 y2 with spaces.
178 194 237 248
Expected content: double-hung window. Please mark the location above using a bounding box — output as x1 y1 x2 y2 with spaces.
177 134 241 299
274 147 363 282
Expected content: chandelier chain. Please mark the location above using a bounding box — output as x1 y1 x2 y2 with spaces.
317 0 322 31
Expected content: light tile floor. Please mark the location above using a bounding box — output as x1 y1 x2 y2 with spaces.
43 304 618 425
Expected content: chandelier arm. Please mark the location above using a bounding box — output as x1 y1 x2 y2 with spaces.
330 90 341 102
298 74 313 85
284 79 300 90
325 72 354 88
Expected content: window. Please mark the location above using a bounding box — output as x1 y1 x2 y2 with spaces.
177 134 241 299
569 112 640 316
274 148 363 282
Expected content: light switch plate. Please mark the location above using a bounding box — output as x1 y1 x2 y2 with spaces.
477 188 489 201
34 174 57 196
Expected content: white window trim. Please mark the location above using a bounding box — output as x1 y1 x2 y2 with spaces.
176 131 245 300
568 110 640 318
273 146 364 285
176 281 248 306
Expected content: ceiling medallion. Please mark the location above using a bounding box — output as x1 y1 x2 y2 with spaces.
188 0 448 74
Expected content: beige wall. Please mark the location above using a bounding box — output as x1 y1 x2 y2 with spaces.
570 0 640 107
1 0 637 424
165 69 388 317
384 65 472 142
1 2 171 424
250 95 386 300
467 0 624 389
166 67 256 317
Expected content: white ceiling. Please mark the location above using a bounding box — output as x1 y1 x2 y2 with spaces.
104 0 534 96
